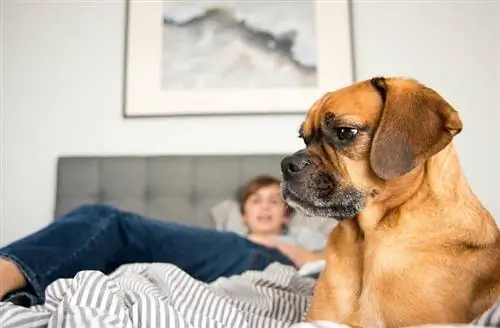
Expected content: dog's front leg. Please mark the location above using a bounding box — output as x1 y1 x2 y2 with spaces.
305 219 363 325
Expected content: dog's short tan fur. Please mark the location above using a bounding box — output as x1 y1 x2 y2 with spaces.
281 77 500 327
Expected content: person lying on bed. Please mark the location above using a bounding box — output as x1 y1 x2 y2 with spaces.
0 175 329 306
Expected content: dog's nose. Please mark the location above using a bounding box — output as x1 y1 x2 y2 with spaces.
281 151 310 178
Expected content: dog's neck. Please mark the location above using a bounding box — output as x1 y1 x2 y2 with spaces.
358 143 498 246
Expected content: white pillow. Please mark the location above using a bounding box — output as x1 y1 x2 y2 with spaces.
210 199 248 236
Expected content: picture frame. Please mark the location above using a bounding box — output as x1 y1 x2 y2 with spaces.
123 0 354 117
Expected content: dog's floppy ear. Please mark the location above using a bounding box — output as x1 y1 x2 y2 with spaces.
369 77 463 180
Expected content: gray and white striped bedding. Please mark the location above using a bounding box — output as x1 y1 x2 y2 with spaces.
1 262 499 328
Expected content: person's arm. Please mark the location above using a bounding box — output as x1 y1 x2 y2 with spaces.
273 241 324 267
247 234 324 267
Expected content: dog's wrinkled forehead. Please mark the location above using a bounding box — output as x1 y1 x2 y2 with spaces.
299 80 384 140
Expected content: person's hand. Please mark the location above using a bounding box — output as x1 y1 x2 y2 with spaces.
247 234 278 248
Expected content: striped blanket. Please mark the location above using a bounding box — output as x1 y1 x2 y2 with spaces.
0 262 499 328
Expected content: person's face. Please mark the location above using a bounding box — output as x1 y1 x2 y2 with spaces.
242 184 289 235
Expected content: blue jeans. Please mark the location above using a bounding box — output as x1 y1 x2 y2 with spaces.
0 204 295 306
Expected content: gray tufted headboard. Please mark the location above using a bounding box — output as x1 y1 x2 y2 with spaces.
54 155 287 227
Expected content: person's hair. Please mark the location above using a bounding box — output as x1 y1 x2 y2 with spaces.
237 175 294 217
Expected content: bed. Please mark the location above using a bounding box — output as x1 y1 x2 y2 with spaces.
1 155 498 328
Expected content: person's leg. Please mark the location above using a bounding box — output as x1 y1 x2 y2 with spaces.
0 258 27 300
0 204 295 305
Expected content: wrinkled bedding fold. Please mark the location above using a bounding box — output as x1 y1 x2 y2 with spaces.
1 263 498 328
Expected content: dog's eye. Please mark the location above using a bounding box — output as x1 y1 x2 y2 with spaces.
336 127 358 141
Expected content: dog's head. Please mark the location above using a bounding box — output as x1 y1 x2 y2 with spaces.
280 77 463 220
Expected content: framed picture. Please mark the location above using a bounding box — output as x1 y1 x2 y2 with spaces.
123 0 354 117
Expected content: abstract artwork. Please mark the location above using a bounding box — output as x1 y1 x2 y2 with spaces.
161 1 317 90
124 0 353 117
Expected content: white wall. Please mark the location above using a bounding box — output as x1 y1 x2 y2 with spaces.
2 0 499 245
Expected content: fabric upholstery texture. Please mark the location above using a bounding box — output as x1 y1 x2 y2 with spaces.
54 155 286 228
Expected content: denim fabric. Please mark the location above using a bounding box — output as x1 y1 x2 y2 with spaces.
0 204 295 306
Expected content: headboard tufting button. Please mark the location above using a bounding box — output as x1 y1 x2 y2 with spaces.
144 188 152 201
188 191 198 207
97 190 106 202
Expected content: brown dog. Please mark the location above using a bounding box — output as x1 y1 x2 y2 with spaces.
280 77 500 327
